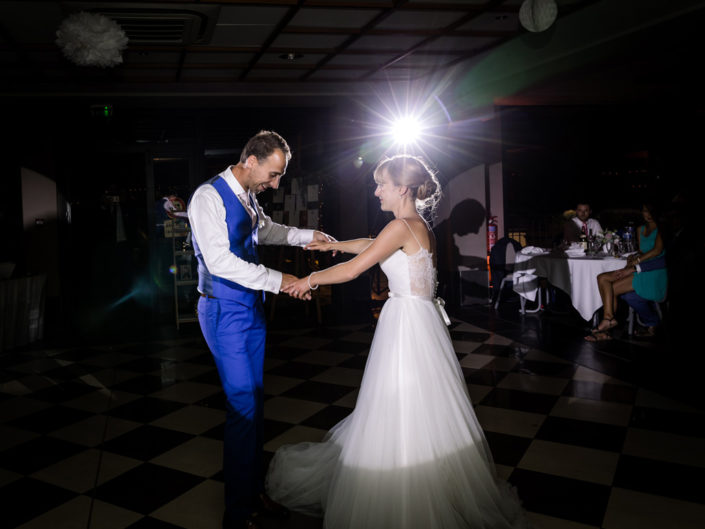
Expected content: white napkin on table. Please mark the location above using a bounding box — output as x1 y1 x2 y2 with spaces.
564 242 585 257
521 246 547 255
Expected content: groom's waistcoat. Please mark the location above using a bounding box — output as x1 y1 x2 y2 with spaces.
191 175 260 305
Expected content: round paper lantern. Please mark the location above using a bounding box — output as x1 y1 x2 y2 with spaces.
56 12 128 67
519 0 558 33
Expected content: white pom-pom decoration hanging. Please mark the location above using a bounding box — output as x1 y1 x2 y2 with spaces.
56 12 128 67
519 0 558 33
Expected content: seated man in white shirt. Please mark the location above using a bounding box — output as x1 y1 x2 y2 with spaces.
564 202 603 242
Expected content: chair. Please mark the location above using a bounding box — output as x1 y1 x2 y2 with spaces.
626 298 664 335
491 237 543 313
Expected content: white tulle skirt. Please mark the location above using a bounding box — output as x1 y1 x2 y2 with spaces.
265 296 530 529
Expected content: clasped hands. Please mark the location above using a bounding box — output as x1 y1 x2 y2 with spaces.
613 254 641 280
280 231 337 301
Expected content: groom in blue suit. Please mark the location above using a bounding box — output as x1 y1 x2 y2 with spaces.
188 130 334 529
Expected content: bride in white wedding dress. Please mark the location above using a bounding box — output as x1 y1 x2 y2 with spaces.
269 155 530 529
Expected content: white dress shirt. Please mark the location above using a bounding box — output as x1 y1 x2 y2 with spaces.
572 217 603 236
188 166 314 294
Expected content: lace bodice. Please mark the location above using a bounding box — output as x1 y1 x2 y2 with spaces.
380 246 437 298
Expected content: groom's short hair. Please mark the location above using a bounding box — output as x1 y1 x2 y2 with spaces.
240 130 291 164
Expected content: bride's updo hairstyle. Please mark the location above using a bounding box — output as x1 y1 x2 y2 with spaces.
373 154 442 221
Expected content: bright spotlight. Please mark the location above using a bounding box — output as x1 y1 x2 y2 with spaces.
390 116 423 145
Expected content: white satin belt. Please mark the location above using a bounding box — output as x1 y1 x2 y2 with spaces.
388 292 451 326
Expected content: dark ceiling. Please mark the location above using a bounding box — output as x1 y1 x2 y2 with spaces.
1 0 703 109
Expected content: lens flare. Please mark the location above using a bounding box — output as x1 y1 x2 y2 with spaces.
168 265 177 275
390 116 423 145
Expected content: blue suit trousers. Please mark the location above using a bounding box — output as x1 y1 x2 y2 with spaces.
198 295 266 523
621 291 661 327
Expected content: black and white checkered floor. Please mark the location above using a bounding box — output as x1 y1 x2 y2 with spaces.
2 309 704 529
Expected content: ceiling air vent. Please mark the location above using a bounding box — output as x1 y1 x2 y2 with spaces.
61 2 220 45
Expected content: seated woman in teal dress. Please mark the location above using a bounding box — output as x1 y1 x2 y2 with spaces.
586 203 666 341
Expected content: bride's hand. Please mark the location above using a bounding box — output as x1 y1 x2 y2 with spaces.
282 277 312 300
305 240 336 253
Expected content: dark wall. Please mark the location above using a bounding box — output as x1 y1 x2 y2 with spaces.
499 104 702 245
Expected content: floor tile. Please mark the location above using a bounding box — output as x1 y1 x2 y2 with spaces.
49 414 142 447
280 381 353 404
474 405 545 438
535 416 626 452
518 439 620 485
125 516 185 528
63 389 142 413
80 352 140 368
263 374 304 396
106 397 186 423
509 468 611 527
150 405 225 435
524 349 573 365
8 404 93 434
481 387 558 415
459 354 494 369
484 430 532 467
629 406 705 437
333 389 359 409
324 340 370 355
151 362 215 384
0 466 22 487
300 405 351 431
102 425 195 461
93 463 204 515
263 397 326 424
29 381 100 403
612 455 705 504
622 427 705 468
0 423 39 451
462 367 507 386
80 368 142 389
150 436 223 478
150 479 224 529
263 425 328 453
150 381 221 404
337 330 375 344
497 372 569 396
514 359 577 378
452 340 483 354
111 375 176 395
0 436 85 474
634 388 704 414
1 477 77 528
119 357 176 374
266 362 329 380
550 396 633 427
450 329 492 342
151 346 206 363
572 365 631 386
310 366 364 388
563 380 637 404
0 396 52 422
31 448 142 493
525 511 599 529
603 487 705 529
337 355 369 370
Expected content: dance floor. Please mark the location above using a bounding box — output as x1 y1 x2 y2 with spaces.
1 301 704 529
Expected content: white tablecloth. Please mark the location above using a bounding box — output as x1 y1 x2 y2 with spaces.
513 253 626 320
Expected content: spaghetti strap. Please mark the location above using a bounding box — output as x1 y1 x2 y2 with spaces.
400 218 428 253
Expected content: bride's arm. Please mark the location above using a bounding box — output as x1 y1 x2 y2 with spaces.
284 220 409 298
305 238 373 255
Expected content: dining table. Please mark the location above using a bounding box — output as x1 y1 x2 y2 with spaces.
512 250 627 321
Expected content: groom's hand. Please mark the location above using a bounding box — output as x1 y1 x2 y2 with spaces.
280 274 298 292
280 274 312 300
312 231 338 256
